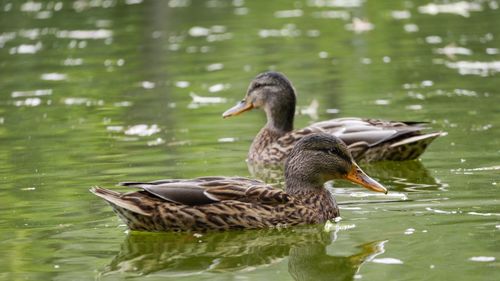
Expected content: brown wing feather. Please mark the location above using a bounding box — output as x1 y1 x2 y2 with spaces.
262 117 442 163
117 177 289 206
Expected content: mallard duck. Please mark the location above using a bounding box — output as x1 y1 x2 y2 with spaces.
90 133 386 232
222 71 445 164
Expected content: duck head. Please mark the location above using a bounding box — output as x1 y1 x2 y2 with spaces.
285 133 387 194
223 71 296 132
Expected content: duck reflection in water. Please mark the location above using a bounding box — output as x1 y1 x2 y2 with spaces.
99 226 385 281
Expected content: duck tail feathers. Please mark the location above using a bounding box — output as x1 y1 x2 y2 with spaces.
389 131 446 148
90 186 151 216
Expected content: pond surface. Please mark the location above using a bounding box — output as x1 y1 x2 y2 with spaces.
0 0 499 280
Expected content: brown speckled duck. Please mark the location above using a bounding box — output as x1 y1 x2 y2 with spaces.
223 71 445 164
90 134 386 232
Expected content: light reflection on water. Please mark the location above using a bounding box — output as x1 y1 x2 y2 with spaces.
0 0 499 280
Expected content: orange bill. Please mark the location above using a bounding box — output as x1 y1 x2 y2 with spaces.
344 164 387 194
222 100 253 118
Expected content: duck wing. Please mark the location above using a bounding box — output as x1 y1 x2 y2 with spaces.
119 176 290 206
271 117 444 162
307 117 426 145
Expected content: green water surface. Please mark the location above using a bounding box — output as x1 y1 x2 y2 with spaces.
0 0 499 280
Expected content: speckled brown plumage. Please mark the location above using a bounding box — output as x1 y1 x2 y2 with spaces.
91 134 386 232
223 71 446 164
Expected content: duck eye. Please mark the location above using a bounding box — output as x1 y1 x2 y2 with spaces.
325 148 341 156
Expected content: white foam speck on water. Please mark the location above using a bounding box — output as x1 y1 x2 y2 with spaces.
486 48 499 55
345 18 374 33
425 36 442 44
175 81 190 88
21 1 43 12
350 191 407 200
451 165 500 174
168 0 191 8
106 126 124 132
113 101 132 107
147 138 165 146
206 63 224 72
41 73 67 81
467 212 500 217
435 45 472 57
63 58 83 66
10 42 42 54
336 224 356 231
299 99 319 120
469 256 495 262
426 207 457 215
141 81 155 89
234 7 248 15
36 11 52 19
188 25 227 37
326 108 340 114
312 10 350 20
307 0 364 8
307 30 321 37
404 228 415 235
375 99 390 105
0 32 16 48
56 29 112 39
404 23 419 33
218 137 237 143
63 97 103 106
208 83 228 93
19 28 41 40
406 104 422 110
190 93 226 104
391 10 411 19
125 0 143 5
12 89 52 98
372 258 404 265
124 124 160 136
259 24 301 38
418 2 482 17
14 98 42 107
445 60 500 76
274 9 303 18
324 220 355 232
421 80 434 87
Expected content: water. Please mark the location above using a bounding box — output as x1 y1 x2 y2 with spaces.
0 0 499 280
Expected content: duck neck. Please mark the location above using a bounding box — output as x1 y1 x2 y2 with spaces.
284 174 323 196
249 98 295 157
263 98 295 133
285 178 338 221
